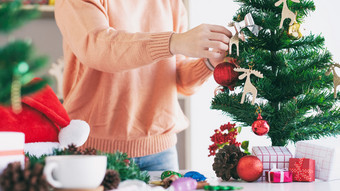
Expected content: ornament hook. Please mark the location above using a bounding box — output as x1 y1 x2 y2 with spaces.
255 106 262 115
248 61 255 70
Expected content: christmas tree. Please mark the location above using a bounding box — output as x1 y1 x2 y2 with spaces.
211 0 340 146
0 0 48 110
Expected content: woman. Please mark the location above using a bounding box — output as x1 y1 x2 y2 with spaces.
54 0 231 171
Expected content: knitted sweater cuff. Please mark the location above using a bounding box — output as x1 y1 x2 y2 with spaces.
148 32 174 61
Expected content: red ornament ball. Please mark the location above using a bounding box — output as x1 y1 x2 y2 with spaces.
252 113 270 136
236 155 263 182
213 62 239 91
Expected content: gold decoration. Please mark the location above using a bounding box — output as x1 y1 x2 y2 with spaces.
11 76 22 113
288 21 302 39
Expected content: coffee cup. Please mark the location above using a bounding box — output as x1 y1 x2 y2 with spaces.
44 155 107 189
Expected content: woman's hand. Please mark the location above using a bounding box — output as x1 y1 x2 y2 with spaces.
170 24 232 66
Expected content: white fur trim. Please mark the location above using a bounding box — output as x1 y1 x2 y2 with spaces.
59 119 90 148
25 142 61 157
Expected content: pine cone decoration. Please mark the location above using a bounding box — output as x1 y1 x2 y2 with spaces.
63 144 97 155
65 143 80 154
83 147 98 155
101 170 120 190
0 162 49 191
212 145 246 181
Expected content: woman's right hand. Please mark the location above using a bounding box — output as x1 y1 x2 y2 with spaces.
170 24 232 65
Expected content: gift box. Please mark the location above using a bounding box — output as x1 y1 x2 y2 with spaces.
289 158 315 182
265 165 292 183
252 146 293 181
295 140 340 181
0 132 25 174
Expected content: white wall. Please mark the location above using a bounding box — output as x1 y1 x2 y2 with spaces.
186 0 340 174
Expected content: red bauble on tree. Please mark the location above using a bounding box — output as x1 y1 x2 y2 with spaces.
236 155 263 182
252 113 270 136
213 62 239 91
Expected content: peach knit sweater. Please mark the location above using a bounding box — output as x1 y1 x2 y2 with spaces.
55 0 212 157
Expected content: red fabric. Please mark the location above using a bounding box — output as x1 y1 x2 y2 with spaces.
289 158 315 182
0 81 70 143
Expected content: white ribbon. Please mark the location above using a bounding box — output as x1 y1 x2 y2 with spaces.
234 13 262 36
268 164 287 183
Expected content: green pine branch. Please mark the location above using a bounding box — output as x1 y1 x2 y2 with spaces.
234 0 315 18
103 151 150 183
211 91 260 126
291 109 340 141
286 34 325 50
234 0 315 31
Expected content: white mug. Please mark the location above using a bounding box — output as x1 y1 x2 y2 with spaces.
0 132 25 174
44 155 107 189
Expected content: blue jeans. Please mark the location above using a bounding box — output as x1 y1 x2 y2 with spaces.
132 146 179 171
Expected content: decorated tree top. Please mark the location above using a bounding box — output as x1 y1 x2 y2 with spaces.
0 0 48 111
211 0 340 146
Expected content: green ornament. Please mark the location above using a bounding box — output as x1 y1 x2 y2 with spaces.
18 62 29 74
14 61 29 75
160 170 183 180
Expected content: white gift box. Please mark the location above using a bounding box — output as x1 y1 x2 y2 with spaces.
0 132 25 174
295 140 340 181
252 146 293 181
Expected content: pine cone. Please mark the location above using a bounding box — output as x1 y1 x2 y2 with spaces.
212 145 246 181
83 147 98 155
65 144 80 154
64 145 97 155
0 162 49 191
101 170 120 190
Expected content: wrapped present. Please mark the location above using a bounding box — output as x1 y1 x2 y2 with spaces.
265 165 292 183
0 132 25 174
295 140 340 181
289 158 315 182
252 146 293 181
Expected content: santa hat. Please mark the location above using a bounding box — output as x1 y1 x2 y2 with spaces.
0 79 90 157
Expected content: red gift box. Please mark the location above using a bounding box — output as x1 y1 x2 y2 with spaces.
289 158 315 182
252 146 293 181
265 166 292 183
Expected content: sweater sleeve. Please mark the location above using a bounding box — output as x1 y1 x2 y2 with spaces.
54 0 173 73
176 56 213 96
173 1 213 96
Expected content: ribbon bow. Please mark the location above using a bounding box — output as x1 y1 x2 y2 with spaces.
290 158 313 181
233 13 262 36
268 164 287 183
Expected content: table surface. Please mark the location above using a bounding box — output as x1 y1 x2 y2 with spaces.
148 171 340 191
